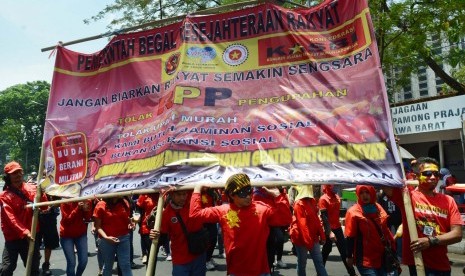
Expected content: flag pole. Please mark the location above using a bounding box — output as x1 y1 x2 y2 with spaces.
25 140 46 276
41 0 266 52
395 135 425 275
146 193 165 276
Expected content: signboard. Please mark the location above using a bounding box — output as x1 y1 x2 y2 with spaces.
392 95 465 135
43 0 403 197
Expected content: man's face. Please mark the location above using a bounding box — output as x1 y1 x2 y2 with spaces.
171 191 188 207
9 170 24 187
418 163 440 192
231 186 252 208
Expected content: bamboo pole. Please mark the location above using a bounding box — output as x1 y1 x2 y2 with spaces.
41 0 267 52
146 193 165 276
25 181 328 209
25 141 47 275
396 143 425 276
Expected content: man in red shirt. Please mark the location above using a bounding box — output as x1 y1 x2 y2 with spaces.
0 161 43 275
150 190 207 275
385 157 463 275
190 173 292 276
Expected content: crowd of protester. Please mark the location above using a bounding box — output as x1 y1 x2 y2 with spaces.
0 158 463 276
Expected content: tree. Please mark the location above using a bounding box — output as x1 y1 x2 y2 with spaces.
0 81 49 174
86 0 465 99
84 0 221 30
370 0 465 96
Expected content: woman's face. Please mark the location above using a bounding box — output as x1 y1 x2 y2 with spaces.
358 189 371 204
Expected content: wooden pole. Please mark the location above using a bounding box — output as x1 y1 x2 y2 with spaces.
396 143 425 275
25 142 47 275
41 0 266 52
24 181 324 209
146 193 165 276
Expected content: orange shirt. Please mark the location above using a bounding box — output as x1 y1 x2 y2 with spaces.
93 199 130 237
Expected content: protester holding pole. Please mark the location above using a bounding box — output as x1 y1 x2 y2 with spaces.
384 157 463 275
59 199 92 276
189 173 292 276
149 190 207 276
93 196 134 276
0 161 46 275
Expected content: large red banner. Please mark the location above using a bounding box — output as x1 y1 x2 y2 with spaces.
43 0 403 197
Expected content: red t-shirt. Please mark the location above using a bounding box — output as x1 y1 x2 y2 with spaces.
136 194 159 235
391 189 463 271
345 203 392 269
190 192 292 276
318 193 342 229
60 201 92 238
160 203 204 265
93 199 130 237
292 198 326 249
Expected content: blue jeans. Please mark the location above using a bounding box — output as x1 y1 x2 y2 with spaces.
99 234 132 276
296 243 328 276
60 234 88 276
357 265 399 276
172 253 206 276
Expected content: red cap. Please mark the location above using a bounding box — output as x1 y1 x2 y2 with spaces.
4 161 23 174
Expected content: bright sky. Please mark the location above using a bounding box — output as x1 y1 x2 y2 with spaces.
0 0 115 91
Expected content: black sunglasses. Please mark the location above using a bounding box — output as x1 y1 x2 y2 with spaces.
420 171 440 178
234 186 252 198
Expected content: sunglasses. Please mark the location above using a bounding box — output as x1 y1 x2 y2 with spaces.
420 171 440 178
234 186 253 198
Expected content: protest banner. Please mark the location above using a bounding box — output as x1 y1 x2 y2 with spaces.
42 0 403 197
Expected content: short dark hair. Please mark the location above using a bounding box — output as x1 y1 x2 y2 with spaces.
2 174 11 190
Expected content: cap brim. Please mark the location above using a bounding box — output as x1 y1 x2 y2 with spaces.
6 167 22 174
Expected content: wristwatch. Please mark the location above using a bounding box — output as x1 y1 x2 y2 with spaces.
428 236 439 246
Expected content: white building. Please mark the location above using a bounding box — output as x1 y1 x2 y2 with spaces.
389 37 465 181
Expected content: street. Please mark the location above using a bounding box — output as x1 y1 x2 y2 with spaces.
4 223 465 275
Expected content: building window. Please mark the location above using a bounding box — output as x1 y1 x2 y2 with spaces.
436 78 444 94
404 85 412 100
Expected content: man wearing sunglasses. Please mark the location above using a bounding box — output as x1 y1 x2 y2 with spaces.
384 157 463 276
189 173 292 276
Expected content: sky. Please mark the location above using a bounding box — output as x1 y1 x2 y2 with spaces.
0 0 116 91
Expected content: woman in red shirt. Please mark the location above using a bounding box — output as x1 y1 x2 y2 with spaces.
93 197 134 276
60 200 92 276
289 185 328 276
345 185 397 276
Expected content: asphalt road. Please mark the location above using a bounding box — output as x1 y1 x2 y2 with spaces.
3 222 465 275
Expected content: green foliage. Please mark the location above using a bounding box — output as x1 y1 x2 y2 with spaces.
370 0 465 97
0 81 49 174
